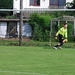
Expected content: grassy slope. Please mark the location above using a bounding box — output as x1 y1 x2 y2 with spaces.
0 46 75 75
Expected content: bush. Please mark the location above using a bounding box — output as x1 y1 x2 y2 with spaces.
68 24 74 42
6 15 15 19
29 13 54 41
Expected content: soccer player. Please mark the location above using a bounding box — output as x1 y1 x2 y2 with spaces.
53 23 68 50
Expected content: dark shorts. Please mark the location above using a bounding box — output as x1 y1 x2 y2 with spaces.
58 34 64 43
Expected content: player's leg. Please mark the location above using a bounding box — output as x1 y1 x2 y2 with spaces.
59 39 68 49
58 34 64 49
53 34 61 50
53 34 63 50
58 41 63 49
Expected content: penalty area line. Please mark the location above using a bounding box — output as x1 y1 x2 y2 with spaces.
0 70 48 75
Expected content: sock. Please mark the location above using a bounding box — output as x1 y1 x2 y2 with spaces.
55 42 63 47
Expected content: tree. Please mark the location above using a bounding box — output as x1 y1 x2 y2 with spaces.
71 0 75 9
66 0 75 9
0 0 13 9
0 0 13 16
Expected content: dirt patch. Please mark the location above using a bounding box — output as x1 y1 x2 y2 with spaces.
0 37 31 42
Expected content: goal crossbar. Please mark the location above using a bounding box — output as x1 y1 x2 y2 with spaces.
0 9 75 12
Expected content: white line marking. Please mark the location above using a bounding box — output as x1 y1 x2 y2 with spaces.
0 70 48 75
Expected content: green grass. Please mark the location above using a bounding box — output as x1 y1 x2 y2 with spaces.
0 46 75 75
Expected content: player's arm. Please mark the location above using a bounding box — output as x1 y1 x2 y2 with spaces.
55 28 62 39
55 29 60 37
55 31 60 39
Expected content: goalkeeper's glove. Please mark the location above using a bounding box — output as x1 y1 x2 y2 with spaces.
65 39 68 42
55 36 57 40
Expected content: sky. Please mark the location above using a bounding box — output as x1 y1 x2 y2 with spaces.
66 0 73 2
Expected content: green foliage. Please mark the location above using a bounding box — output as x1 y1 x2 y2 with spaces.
29 13 54 41
6 15 15 19
0 0 13 16
71 0 75 9
68 24 74 41
0 0 13 9
66 0 75 10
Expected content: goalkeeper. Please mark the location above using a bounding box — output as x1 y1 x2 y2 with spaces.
53 23 68 50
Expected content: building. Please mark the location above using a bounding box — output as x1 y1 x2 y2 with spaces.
0 19 32 38
13 0 66 14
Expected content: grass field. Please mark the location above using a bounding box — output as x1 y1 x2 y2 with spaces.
0 46 75 75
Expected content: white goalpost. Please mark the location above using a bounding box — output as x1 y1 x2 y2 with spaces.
0 9 75 12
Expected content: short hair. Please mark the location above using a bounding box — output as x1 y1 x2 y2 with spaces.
64 23 67 25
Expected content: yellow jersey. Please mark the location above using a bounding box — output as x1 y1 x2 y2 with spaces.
56 27 67 39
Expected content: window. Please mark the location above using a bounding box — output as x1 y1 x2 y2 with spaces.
7 22 17 38
50 0 66 6
58 0 66 6
30 0 40 6
50 0 58 5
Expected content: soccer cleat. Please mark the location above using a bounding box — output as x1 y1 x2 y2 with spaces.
59 47 62 50
53 47 57 50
